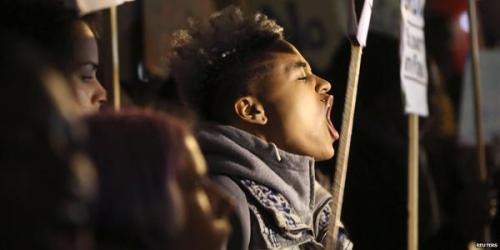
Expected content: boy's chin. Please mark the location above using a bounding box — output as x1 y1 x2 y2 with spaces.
312 147 335 161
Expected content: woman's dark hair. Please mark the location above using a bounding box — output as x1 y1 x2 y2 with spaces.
169 6 285 122
0 29 91 250
85 110 190 250
0 0 87 74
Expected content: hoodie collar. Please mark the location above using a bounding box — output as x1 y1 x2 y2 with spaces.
197 124 317 228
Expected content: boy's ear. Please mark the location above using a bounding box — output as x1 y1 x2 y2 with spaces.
233 96 268 125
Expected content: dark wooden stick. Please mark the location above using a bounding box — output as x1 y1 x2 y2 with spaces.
467 0 490 242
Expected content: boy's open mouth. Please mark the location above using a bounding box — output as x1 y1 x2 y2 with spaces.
326 95 340 141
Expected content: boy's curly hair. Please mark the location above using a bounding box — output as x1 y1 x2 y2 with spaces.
169 6 284 122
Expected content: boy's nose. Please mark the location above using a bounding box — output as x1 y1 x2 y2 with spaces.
315 75 332 94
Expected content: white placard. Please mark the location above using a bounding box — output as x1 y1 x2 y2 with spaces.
356 0 373 47
77 0 135 15
400 0 428 116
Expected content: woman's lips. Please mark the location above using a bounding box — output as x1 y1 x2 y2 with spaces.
326 95 340 141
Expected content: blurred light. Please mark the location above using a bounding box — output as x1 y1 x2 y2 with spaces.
459 11 469 33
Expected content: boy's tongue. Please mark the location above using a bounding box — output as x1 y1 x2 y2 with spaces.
326 95 339 140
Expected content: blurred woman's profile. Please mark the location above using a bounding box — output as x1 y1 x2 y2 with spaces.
0 29 97 250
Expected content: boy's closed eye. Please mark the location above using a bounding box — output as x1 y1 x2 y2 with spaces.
297 75 310 81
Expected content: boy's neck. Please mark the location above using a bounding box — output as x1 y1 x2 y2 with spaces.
229 121 268 143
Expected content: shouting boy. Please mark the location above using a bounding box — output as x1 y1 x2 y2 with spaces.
170 6 352 250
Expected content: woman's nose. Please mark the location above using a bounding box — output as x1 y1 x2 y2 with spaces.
92 80 107 108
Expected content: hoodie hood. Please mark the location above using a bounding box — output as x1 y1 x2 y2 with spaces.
197 124 321 230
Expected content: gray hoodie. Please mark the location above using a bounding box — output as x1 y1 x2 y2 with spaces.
197 124 352 250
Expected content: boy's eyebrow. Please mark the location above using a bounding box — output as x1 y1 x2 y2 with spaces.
285 61 308 73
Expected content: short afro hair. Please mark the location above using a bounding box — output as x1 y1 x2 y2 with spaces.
169 6 285 122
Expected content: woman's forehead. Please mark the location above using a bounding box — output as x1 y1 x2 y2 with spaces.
72 23 99 65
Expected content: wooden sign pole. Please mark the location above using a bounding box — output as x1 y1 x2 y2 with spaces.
326 1 373 248
110 6 121 111
327 44 363 250
407 114 419 250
